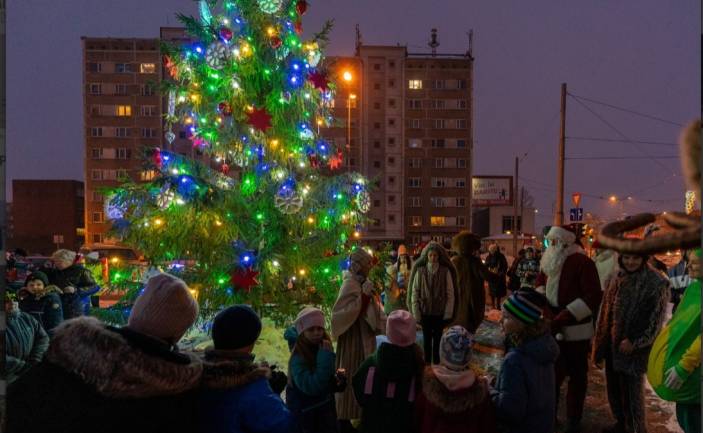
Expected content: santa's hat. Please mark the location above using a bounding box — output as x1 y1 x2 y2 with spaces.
546 225 577 245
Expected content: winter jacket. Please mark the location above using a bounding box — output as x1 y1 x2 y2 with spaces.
490 333 560 433
18 285 64 334
7 317 204 433
593 264 670 376
5 310 49 384
410 264 455 320
199 350 291 433
43 264 99 319
286 346 338 433
415 366 497 433
485 252 508 296
352 342 422 433
451 254 501 333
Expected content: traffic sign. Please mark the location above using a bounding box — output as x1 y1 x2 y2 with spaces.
569 208 583 222
572 193 582 208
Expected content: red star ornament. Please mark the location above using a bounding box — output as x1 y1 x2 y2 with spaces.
307 71 329 92
246 107 273 132
230 267 260 293
328 151 343 170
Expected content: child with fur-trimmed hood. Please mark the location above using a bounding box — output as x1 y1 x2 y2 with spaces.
17 271 64 334
415 326 497 433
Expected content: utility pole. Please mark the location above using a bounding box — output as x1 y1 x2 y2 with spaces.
554 83 567 226
512 157 519 257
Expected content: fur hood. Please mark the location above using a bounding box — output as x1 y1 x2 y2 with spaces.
422 366 488 413
47 317 203 398
18 285 62 300
200 349 270 390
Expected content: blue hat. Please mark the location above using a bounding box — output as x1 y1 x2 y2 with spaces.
439 326 474 370
212 305 262 350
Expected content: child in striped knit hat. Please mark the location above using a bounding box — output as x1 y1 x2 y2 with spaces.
490 291 560 433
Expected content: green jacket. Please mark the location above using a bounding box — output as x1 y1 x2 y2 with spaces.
352 343 423 433
6 310 49 384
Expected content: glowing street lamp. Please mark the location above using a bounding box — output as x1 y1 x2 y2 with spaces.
342 70 353 82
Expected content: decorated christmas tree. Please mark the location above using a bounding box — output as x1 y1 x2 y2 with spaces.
104 0 371 321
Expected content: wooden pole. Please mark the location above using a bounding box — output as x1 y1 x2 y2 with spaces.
555 83 567 225
513 157 519 257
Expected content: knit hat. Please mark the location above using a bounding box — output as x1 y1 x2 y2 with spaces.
212 305 262 350
397 244 408 256
546 225 577 245
386 310 416 347
294 307 325 334
52 249 77 264
502 290 546 325
350 247 373 269
127 273 199 344
439 326 474 371
25 271 49 287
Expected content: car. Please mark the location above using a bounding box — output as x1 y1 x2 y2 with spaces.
80 243 145 266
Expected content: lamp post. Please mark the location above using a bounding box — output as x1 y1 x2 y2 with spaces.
342 70 354 172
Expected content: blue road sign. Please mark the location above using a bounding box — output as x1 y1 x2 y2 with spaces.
569 208 584 222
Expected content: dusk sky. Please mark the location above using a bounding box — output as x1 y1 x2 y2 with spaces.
7 0 700 229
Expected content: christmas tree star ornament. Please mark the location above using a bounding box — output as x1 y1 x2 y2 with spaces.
246 107 273 131
230 267 260 293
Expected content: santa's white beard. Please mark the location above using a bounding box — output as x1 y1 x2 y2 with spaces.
541 244 569 278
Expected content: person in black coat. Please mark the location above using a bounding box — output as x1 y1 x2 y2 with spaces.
5 294 49 384
43 249 99 319
17 271 64 334
7 273 202 433
485 244 508 309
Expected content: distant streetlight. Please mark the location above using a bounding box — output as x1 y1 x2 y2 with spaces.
342 70 353 82
609 195 618 204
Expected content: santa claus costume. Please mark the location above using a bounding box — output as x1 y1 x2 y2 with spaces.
535 225 602 433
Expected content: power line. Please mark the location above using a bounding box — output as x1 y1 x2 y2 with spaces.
568 95 674 174
518 176 679 204
568 93 684 127
566 156 678 160
566 136 678 147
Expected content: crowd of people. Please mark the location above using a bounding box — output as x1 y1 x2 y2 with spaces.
4 226 701 433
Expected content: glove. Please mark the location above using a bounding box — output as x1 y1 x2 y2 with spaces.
362 280 374 296
268 365 288 395
664 366 685 391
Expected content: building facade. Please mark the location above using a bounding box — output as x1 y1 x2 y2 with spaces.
9 180 85 255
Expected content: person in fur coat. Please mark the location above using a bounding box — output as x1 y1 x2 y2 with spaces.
331 248 386 429
408 241 458 364
450 231 501 333
592 253 669 433
199 305 291 433
7 273 203 433
415 326 497 433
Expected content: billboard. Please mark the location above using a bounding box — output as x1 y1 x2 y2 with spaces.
472 176 513 206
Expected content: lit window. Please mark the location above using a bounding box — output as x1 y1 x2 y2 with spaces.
140 170 157 181
430 216 446 226
140 63 156 74
411 216 422 226
116 105 132 116
408 79 422 90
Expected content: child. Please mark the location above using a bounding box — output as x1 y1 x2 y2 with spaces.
352 310 424 433
287 307 344 433
515 247 540 290
17 271 64 334
491 291 559 433
199 305 291 433
415 326 497 433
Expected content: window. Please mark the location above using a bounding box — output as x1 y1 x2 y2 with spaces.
373 199 381 208
389 60 395 68
431 197 446 207
456 178 467 188
115 127 129 137
117 148 130 159
373 140 381 148
179 131 187 139
410 197 421 207
410 119 421 129
388 195 396 204
92 212 104 223
89 83 101 94
457 139 467 148
140 105 157 117
141 128 157 138
91 148 102 159
408 138 422 148
432 178 447 188
373 102 381 110
502 216 522 233
409 158 422 168
431 100 446 109
388 99 396 108
140 170 157 181
388 176 396 185
458 159 467 168
116 105 132 116
388 79 395 88
387 157 395 165
87 62 102 73
373 160 381 168
411 216 422 226
373 82 381 90
433 80 445 89
458 100 468 109
91 191 104 202
92 234 103 244
458 216 467 226
388 118 396 127
388 215 396 223
409 178 421 188
373 122 381 129
373 63 381 71
457 119 467 129
115 84 128 95
431 139 445 148
388 137 396 145
433 119 445 129
435 158 445 169
408 79 422 89
141 84 155 96
140 63 156 74
430 216 446 226
91 127 103 137
115 63 131 73
408 100 422 109
459 79 468 89
456 197 466 207
91 169 102 180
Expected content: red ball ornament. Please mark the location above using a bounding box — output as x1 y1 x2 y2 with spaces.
219 27 233 41
270 35 283 49
221 163 230 174
153 147 163 169
294 19 303 36
218 102 232 116
296 0 308 15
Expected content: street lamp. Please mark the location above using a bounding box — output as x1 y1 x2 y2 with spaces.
342 70 353 82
